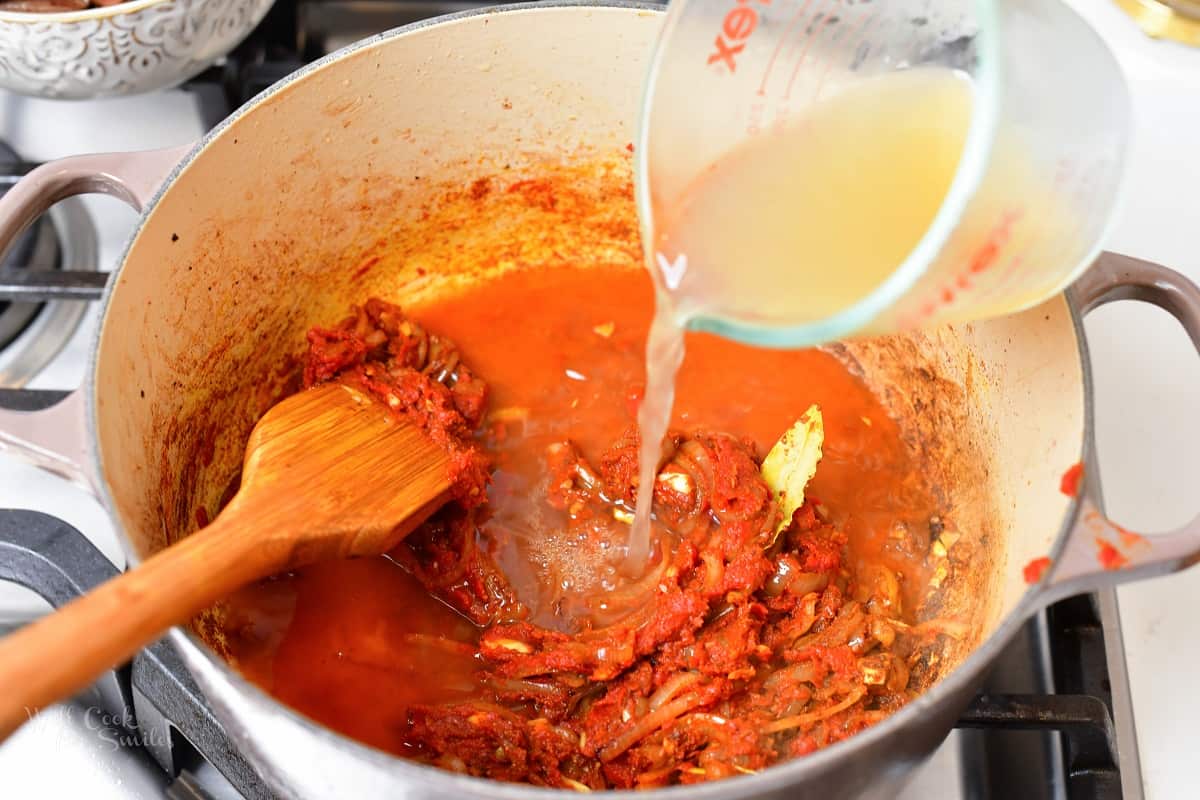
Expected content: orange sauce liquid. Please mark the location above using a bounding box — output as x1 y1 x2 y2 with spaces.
218 266 937 756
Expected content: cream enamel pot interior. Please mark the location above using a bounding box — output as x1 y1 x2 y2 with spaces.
0 3 1199 798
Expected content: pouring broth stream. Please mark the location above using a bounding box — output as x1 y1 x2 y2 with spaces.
628 69 976 568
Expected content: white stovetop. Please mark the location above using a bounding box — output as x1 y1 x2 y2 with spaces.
0 1 1198 797
1070 2 1200 798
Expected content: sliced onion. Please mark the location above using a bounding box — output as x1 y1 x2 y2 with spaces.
909 617 970 640
599 691 709 762
485 677 564 702
762 686 867 734
700 551 725 594
790 571 830 598
400 634 477 658
762 661 819 690
583 555 671 628
763 557 796 598
648 671 704 712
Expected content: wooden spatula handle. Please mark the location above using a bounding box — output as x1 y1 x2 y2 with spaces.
0 382 459 741
0 513 275 741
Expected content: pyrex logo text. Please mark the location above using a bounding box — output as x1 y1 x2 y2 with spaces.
707 0 771 73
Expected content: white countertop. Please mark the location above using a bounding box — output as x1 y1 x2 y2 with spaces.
1067 2 1200 798
0 1 1198 797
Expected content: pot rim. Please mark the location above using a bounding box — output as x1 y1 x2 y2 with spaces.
83 1 1092 795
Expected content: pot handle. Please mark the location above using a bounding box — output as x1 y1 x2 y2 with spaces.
0 390 94 491
0 143 193 494
1044 251 1200 600
0 144 191 249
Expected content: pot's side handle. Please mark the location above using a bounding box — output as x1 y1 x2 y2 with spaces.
1044 251 1200 601
0 390 94 491
0 143 194 494
0 144 192 250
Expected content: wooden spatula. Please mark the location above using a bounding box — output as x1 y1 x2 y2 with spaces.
0 382 455 740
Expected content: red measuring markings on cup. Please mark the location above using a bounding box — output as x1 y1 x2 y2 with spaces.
788 9 879 103
820 14 877 89
907 209 1023 326
708 0 773 73
757 0 815 95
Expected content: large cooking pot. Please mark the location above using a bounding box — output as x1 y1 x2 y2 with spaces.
0 3 1198 798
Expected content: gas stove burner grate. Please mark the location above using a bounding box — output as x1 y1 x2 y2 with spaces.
0 142 53 352
0 142 99 387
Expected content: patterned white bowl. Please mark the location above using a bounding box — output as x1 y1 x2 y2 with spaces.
0 0 276 99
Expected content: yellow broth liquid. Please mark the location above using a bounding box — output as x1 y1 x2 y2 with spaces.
630 70 973 566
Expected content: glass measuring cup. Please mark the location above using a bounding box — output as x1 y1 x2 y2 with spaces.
635 0 1132 346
